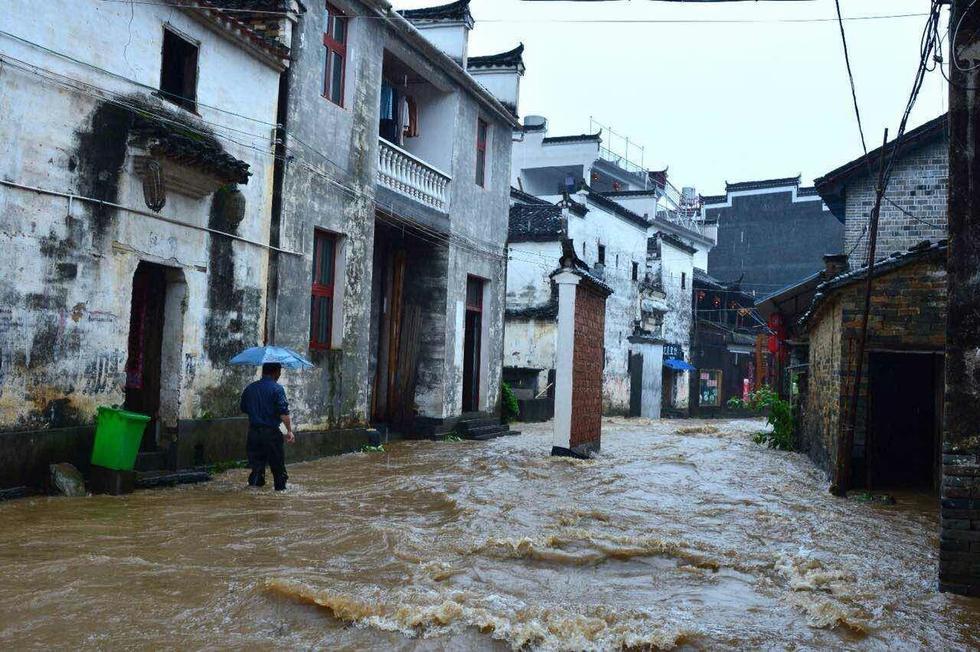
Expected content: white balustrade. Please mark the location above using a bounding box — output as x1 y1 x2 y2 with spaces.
377 138 451 212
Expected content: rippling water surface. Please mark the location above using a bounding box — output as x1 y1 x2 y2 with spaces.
1 417 977 650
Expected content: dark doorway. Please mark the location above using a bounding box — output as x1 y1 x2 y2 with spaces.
124 262 167 450
628 352 643 417
462 276 484 413
370 221 441 431
661 368 674 410
866 352 942 489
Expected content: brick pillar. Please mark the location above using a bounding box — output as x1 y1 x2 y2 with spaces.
551 267 612 458
942 0 980 596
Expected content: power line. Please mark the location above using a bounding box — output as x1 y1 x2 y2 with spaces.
833 0 870 161
90 0 928 24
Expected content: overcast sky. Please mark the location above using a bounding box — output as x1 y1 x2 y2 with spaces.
394 0 948 195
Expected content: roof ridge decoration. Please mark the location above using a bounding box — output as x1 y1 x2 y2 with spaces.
542 132 602 145
725 175 801 193
600 188 661 198
400 0 474 27
467 43 525 72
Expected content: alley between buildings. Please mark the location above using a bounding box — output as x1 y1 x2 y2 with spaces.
1 418 976 650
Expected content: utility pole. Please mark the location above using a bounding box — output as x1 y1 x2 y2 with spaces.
942 0 980 597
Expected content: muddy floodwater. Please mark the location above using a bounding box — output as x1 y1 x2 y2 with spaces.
1 418 978 650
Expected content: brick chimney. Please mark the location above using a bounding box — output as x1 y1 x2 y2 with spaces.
823 253 849 280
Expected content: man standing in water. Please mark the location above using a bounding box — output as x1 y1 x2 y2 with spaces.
240 363 295 490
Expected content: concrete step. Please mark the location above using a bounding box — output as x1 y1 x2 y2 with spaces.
135 469 211 489
134 451 168 472
464 424 511 440
457 418 501 431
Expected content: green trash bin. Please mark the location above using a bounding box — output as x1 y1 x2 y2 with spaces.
91 407 151 471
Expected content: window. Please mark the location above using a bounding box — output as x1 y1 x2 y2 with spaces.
476 118 489 187
632 262 639 281
160 28 198 111
310 231 337 350
681 272 687 289
699 370 722 407
323 3 348 106
597 244 606 266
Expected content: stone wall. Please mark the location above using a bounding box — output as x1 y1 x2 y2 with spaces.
570 284 605 449
803 299 843 470
844 138 948 263
802 257 947 482
940 451 980 596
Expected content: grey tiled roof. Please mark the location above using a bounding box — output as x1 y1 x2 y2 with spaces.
814 114 948 193
543 133 602 145
509 204 564 242
467 44 524 70
586 191 650 229
799 239 947 327
400 0 472 22
726 175 801 192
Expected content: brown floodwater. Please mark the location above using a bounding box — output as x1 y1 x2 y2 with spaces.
1 417 978 650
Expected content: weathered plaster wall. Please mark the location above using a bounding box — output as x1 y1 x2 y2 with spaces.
506 241 560 309
272 2 383 431
843 138 948 263
658 239 695 408
504 240 560 393
0 1 280 434
441 82 513 417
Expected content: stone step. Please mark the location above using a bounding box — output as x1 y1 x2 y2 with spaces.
135 470 211 489
134 451 169 472
464 424 511 440
457 418 501 431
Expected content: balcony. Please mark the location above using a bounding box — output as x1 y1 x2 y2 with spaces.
377 138 452 212
376 48 455 214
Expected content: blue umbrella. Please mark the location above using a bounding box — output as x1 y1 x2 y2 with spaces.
229 346 314 369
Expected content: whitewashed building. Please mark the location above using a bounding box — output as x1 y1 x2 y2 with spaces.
0 0 289 487
505 117 715 417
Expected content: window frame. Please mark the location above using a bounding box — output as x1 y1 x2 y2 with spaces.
322 3 348 107
631 261 639 281
597 244 606 266
310 230 338 351
475 118 489 187
159 26 199 112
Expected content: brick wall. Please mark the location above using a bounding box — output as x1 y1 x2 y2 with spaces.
844 138 948 263
803 257 947 481
570 284 606 449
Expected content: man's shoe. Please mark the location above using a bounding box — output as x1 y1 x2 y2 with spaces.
248 472 266 487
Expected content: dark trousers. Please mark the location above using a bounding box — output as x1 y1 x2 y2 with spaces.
246 425 288 490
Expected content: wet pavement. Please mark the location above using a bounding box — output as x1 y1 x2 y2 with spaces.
1 417 978 650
